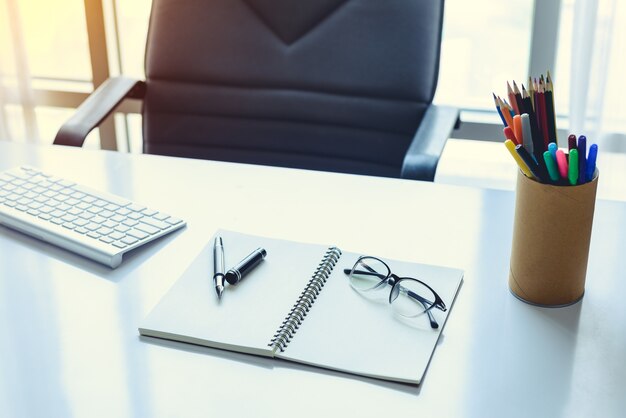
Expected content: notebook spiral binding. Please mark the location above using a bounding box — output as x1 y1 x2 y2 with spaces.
269 247 342 353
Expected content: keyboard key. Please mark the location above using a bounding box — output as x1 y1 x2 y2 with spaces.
110 214 125 223
102 220 118 229
91 216 107 224
58 180 75 187
74 227 89 234
78 212 95 220
50 209 65 218
38 214 52 221
143 208 158 217
62 222 76 229
99 210 114 218
128 212 143 220
100 236 114 244
85 223 101 231
127 229 148 240
87 232 101 239
141 217 169 230
121 236 138 245
113 241 128 249
128 204 146 212
109 231 125 240
135 222 159 235
27 209 40 216
122 219 138 227
114 225 130 233
117 207 131 216
96 227 113 236
73 218 89 227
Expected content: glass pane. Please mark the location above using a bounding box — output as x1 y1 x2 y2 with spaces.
112 0 152 78
3 105 27 142
34 106 75 143
436 1 534 111
126 113 143 154
554 0 626 133
19 0 91 82
0 2 15 78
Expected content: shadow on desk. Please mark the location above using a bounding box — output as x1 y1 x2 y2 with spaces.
139 335 422 395
0 224 185 282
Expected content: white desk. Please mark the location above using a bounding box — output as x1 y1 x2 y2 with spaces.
1 142 625 417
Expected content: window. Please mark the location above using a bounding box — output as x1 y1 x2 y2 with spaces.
1 0 625 150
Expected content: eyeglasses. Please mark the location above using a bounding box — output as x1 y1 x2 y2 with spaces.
344 256 447 329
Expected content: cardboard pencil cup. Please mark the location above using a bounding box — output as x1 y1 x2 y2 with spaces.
509 170 598 306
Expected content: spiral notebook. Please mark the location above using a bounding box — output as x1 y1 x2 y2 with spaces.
139 229 464 385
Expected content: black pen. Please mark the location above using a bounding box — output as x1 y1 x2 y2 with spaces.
224 248 267 285
213 237 225 299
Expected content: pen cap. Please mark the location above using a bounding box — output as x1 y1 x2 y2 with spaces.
509 170 599 306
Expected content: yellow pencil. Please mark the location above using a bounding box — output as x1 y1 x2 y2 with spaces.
504 139 535 179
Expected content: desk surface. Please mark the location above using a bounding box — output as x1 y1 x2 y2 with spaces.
1 142 625 418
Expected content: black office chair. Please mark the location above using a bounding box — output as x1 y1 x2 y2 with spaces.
55 0 459 181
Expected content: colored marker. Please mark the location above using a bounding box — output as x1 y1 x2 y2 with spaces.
556 149 568 179
586 144 598 182
578 135 587 184
513 115 523 147
568 149 579 185
504 139 535 179
548 142 558 163
515 144 543 181
568 134 577 152
521 113 534 156
543 151 560 182
503 126 518 145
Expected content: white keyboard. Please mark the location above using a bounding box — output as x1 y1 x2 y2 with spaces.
0 166 186 268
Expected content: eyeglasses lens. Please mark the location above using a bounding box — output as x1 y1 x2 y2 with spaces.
390 279 437 318
349 257 390 292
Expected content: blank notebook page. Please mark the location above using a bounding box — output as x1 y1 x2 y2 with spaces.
139 230 330 356
277 252 463 384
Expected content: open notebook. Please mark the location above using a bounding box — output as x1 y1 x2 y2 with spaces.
139 229 464 385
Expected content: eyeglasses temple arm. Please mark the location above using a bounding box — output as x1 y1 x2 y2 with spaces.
406 289 441 329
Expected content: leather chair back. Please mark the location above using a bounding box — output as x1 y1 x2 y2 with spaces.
144 0 445 177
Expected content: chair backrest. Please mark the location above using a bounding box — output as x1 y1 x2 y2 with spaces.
143 0 445 177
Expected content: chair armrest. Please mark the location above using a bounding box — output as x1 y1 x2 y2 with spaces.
400 104 460 181
53 76 146 147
